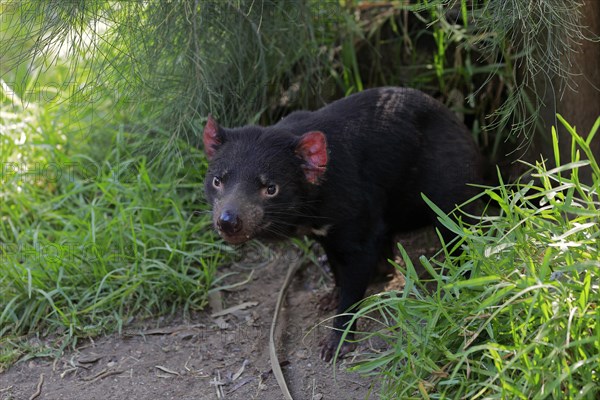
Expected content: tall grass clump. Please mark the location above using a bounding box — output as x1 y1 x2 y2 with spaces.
0 88 227 368
350 116 600 399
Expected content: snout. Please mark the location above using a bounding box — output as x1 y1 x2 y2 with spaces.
211 198 264 245
216 210 242 236
213 207 255 244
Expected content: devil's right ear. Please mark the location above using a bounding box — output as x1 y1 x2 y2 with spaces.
295 131 328 184
203 115 223 160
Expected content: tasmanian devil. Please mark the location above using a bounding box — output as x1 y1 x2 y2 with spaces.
202 87 481 362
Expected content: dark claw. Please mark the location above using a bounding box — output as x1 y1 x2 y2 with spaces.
319 331 357 362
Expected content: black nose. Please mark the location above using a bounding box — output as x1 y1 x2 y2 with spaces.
217 211 242 235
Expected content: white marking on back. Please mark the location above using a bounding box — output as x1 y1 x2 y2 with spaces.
376 90 405 118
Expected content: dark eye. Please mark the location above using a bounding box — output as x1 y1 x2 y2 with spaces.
265 184 278 197
212 176 222 188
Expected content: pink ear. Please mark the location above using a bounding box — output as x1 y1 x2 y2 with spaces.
203 115 221 160
296 131 328 184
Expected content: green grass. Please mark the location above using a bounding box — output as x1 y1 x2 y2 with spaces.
0 84 227 370
350 116 600 399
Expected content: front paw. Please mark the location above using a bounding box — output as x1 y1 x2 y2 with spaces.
319 331 356 362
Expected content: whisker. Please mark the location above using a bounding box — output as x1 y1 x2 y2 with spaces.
192 210 213 215
265 210 330 221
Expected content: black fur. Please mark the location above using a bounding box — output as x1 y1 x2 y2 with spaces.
203 87 481 361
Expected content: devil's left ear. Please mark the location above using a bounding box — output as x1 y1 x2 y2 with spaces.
203 115 223 160
295 131 328 184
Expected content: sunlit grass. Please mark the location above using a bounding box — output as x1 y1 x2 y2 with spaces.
0 81 226 370
351 116 600 399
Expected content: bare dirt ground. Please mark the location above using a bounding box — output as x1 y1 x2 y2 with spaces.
0 229 438 400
